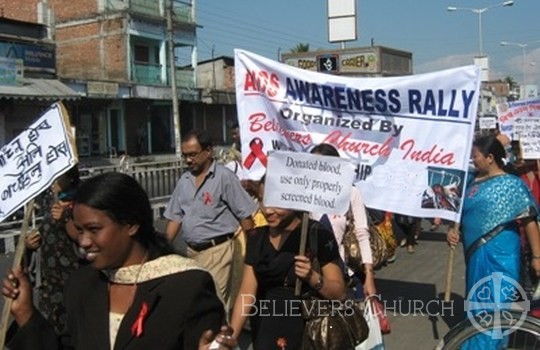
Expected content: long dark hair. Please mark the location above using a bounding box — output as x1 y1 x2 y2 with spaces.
473 135 517 175
74 172 174 258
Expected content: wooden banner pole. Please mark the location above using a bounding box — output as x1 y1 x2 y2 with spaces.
444 222 460 302
0 199 35 347
295 212 310 296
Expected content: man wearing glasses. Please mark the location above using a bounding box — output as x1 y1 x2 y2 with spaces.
164 129 257 309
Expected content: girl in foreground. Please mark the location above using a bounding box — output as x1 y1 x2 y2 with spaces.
3 172 235 350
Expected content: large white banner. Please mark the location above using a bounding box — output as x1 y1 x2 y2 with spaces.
0 103 77 222
497 97 540 141
235 50 480 222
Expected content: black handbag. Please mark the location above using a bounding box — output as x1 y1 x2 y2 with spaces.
300 224 369 350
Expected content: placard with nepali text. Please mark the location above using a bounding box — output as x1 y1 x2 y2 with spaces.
263 151 355 215
0 102 77 222
235 49 480 222
497 97 540 140
515 117 540 159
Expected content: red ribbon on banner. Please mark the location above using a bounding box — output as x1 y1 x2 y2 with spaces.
131 302 149 338
243 137 267 169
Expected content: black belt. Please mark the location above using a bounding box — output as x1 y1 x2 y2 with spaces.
187 233 234 252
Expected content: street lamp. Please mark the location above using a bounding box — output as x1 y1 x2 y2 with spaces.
500 40 540 85
447 1 514 57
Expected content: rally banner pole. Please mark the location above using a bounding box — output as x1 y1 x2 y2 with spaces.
444 222 460 302
0 199 36 347
295 212 310 296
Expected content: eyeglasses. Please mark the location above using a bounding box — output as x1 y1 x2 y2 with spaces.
181 149 206 160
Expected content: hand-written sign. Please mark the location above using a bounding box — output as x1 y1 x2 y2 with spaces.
0 103 77 222
497 98 540 140
515 118 540 160
263 151 355 215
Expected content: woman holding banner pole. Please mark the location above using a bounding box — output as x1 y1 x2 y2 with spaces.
230 175 345 349
447 135 540 349
24 166 84 334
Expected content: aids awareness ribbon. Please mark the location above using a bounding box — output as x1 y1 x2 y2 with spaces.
203 192 212 205
243 137 267 169
131 302 149 337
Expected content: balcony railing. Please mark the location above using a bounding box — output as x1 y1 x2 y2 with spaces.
105 0 194 24
133 63 165 85
130 0 160 17
172 2 193 23
132 63 195 88
176 69 195 89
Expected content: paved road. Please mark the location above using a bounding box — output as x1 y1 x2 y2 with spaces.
374 223 466 350
0 222 466 349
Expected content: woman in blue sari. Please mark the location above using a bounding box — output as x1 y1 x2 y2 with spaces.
447 135 540 349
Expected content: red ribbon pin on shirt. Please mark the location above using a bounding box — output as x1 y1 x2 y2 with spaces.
131 302 149 338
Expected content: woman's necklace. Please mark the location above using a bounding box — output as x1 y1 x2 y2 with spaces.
107 252 148 314
105 252 149 285
133 254 147 286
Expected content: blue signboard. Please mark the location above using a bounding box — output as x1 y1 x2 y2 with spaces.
0 41 55 70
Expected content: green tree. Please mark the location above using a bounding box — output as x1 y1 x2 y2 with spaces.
504 76 517 90
290 43 310 53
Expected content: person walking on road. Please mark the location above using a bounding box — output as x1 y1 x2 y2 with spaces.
230 176 346 349
164 129 257 309
24 166 84 334
447 135 540 350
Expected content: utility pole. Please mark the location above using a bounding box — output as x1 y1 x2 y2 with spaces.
167 0 181 159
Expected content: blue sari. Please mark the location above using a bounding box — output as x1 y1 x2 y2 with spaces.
460 174 537 349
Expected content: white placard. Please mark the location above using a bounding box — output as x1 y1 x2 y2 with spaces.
497 97 540 140
263 151 355 215
0 103 77 222
479 116 497 130
515 118 540 159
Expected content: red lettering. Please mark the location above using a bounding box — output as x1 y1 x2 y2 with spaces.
247 112 311 145
322 131 392 158
248 112 266 132
243 70 280 98
400 139 455 165
268 73 279 98
244 71 257 92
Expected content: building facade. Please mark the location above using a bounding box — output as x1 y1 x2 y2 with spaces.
1 0 212 160
0 17 79 147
